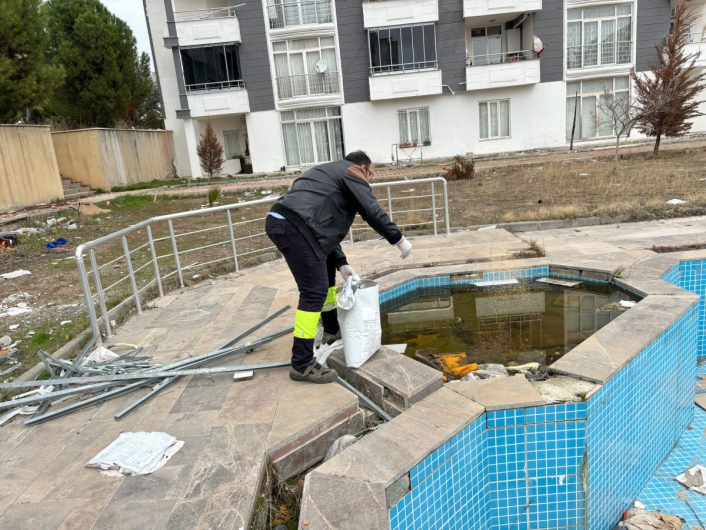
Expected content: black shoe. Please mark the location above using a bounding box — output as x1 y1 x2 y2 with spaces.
290 362 338 384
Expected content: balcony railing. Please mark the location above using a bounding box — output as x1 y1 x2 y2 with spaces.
567 41 632 70
267 0 333 29
185 79 245 94
275 72 340 99
369 61 438 76
174 7 237 22
466 50 537 67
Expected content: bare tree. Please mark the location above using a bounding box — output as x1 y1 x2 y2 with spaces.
196 121 225 181
631 3 706 154
595 87 640 171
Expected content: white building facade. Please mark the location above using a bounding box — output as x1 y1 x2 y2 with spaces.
143 0 704 176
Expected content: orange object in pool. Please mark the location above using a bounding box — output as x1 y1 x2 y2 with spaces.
437 353 479 378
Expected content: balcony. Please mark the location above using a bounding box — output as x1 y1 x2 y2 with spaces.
465 51 539 90
185 82 250 118
362 0 439 29
464 0 541 19
369 68 442 101
275 72 342 108
566 41 632 78
267 0 333 32
172 7 241 47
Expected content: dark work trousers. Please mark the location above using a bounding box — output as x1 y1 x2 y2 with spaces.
265 215 339 372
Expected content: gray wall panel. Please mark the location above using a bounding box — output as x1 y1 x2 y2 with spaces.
636 0 670 72
233 0 276 111
335 0 371 103
533 0 564 83
438 0 466 91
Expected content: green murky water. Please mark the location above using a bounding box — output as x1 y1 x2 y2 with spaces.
380 281 639 368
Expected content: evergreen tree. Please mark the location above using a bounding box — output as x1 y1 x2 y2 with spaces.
197 121 225 180
0 0 64 123
631 4 706 154
44 0 153 127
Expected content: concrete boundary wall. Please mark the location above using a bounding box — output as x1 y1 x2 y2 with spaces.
52 129 176 191
0 125 64 213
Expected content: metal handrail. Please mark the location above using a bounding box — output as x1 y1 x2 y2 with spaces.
466 50 537 67
75 178 450 342
268 0 333 29
369 62 438 76
174 7 237 22
566 41 632 69
185 80 245 94
275 72 340 99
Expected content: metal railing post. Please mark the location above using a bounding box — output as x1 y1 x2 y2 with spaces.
122 236 142 315
89 249 112 338
76 252 101 341
226 209 240 273
147 225 163 297
387 186 393 221
442 178 451 235
431 182 438 236
350 228 354 244
168 220 184 288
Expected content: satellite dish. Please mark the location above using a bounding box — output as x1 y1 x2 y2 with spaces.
533 35 544 53
315 59 328 74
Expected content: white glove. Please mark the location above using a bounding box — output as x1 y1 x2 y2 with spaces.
339 265 357 280
397 237 412 259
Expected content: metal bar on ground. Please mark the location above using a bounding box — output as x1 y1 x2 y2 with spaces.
226 210 240 273
89 249 112 338
0 380 127 411
168 220 184 288
335 377 391 422
114 305 291 420
147 225 164 297
122 236 142 314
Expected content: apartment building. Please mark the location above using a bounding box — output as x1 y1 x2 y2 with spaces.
144 0 705 176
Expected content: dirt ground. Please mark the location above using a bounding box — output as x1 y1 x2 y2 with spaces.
2 147 706 381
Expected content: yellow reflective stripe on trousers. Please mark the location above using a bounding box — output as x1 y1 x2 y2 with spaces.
294 310 320 339
322 286 337 312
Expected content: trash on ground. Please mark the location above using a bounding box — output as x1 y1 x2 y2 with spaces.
437 353 478 378
613 507 682 529
666 199 687 205
83 346 119 364
8 325 18 331
675 464 706 495
60 320 72 326
86 432 184 476
478 225 497 231
507 362 540 374
71 203 110 216
462 372 480 381
0 363 21 376
0 336 11 348
1 270 31 280
537 277 582 288
46 238 68 250
314 339 342 366
0 404 37 426
323 434 357 463
0 233 19 251
620 300 637 308
475 364 509 379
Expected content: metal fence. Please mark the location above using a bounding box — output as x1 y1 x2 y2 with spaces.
275 72 340 99
173 7 237 22
466 50 537 67
267 0 333 29
75 177 450 341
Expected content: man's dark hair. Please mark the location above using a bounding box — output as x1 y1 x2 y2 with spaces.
344 150 372 166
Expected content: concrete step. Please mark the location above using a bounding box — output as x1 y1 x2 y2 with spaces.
327 346 444 416
64 182 83 190
61 178 72 185
63 190 94 200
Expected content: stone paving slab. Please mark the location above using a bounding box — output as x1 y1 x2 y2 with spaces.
446 376 546 411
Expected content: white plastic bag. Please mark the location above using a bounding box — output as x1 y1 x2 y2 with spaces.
337 278 381 368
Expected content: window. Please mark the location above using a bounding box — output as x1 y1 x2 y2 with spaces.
224 130 242 159
470 25 503 66
267 0 332 29
281 107 344 166
273 37 339 99
398 108 431 146
368 24 437 75
567 5 632 69
180 44 242 93
479 100 510 140
565 77 629 141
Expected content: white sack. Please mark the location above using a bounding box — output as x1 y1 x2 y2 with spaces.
337 279 381 368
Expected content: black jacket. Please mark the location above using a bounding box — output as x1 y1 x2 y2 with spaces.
270 160 402 268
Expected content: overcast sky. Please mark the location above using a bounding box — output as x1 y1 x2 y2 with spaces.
103 0 153 60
